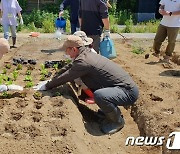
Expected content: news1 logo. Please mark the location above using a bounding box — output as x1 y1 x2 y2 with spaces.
166 132 180 150
125 132 180 150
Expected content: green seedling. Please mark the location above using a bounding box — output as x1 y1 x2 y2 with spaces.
2 68 7 74
33 91 43 100
131 46 145 54
40 74 46 81
40 64 45 70
3 75 8 81
0 75 3 84
5 64 11 69
16 64 22 70
53 63 59 71
1 91 12 99
41 69 48 76
12 70 19 81
5 80 13 85
19 92 27 98
24 75 32 81
3 75 10 82
25 81 34 88
40 63 48 76
65 59 72 64
26 70 31 75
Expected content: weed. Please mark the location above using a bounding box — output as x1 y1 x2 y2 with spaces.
121 19 133 33
42 18 55 33
131 46 145 54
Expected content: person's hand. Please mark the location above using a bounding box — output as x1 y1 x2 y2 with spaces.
0 85 8 92
20 17 24 25
33 80 50 91
59 11 64 17
159 9 170 16
103 29 110 38
7 84 23 91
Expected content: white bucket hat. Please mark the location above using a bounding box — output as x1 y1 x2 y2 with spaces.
73 31 93 46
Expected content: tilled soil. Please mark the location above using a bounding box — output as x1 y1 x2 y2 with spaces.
0 36 179 154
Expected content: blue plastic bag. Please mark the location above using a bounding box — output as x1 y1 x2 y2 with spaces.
100 37 117 59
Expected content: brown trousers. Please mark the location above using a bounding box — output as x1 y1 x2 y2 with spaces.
153 24 179 56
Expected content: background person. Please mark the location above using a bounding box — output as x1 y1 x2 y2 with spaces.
79 0 111 53
0 0 23 48
153 0 180 63
59 0 80 34
33 35 139 134
0 38 23 92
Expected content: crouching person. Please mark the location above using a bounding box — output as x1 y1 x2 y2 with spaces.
0 38 23 92
33 35 139 134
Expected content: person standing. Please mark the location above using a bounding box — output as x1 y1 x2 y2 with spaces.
0 0 23 48
153 0 180 63
59 0 80 34
79 0 111 53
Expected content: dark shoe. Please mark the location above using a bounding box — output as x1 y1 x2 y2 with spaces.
100 108 125 134
10 45 17 49
159 55 171 64
12 37 16 47
96 109 106 119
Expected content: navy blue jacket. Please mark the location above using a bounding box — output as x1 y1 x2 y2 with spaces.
79 0 108 35
60 0 79 24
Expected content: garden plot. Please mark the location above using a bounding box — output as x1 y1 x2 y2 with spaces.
0 37 179 154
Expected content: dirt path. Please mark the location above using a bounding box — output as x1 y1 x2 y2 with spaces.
0 36 179 154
